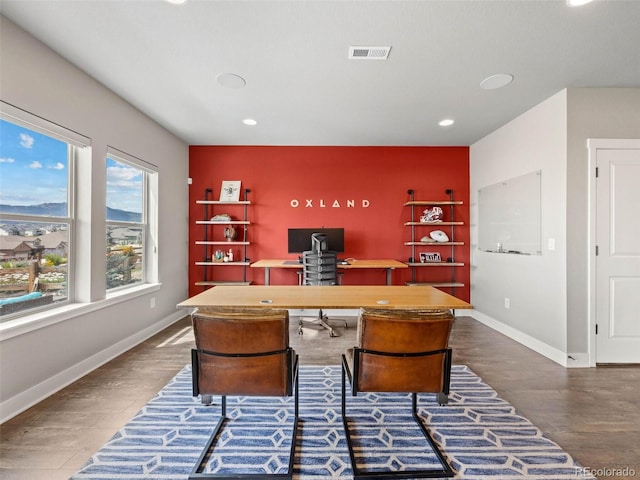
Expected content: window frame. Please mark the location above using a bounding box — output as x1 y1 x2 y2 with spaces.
0 103 87 318
105 147 158 294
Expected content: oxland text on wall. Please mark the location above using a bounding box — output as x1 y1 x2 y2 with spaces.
290 199 370 208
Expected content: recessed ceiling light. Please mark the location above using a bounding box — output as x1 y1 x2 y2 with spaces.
480 73 514 90
165 0 187 4
217 73 246 89
439 119 454 127
567 0 593 6
243 118 257 126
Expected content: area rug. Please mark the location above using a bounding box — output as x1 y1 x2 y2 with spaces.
72 365 594 479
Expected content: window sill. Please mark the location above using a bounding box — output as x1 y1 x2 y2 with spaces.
0 283 162 341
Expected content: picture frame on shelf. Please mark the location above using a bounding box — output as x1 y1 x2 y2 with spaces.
219 180 241 202
420 252 441 263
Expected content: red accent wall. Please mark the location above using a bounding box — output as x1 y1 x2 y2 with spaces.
189 146 470 301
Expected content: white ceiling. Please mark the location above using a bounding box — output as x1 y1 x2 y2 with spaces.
2 0 639 146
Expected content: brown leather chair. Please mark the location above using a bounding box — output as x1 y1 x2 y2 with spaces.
190 307 299 479
341 308 455 479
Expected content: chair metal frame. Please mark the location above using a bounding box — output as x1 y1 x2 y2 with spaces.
341 346 454 479
190 347 299 480
297 306 347 337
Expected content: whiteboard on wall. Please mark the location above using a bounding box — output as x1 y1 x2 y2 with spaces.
478 170 542 255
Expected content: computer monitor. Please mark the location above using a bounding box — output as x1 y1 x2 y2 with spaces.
287 227 345 253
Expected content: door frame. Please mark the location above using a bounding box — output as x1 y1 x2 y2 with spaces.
587 138 640 366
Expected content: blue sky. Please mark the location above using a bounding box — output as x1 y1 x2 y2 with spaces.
106 157 143 215
1 119 142 214
0 119 68 206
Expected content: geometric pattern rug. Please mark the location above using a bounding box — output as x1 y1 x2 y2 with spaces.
71 365 594 479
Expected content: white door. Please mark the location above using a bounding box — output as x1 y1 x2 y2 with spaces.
593 140 640 363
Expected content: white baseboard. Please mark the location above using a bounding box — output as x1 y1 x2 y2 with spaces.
0 310 185 423
469 309 582 368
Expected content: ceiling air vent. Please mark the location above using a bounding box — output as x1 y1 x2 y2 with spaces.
348 46 391 60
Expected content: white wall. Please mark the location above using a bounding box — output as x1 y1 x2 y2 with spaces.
470 87 640 367
0 17 189 421
470 90 569 364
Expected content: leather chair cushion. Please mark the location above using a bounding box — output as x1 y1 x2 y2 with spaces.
192 307 293 396
193 307 289 353
348 308 453 393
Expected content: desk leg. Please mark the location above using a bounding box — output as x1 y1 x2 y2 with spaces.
386 268 393 285
264 267 271 286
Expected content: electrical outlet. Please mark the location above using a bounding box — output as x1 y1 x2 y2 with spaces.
150 297 156 308
504 297 510 309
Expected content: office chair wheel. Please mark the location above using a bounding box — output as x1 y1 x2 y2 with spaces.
329 328 337 337
298 326 303 335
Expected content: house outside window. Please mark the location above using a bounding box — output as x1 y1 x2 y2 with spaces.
0 114 83 318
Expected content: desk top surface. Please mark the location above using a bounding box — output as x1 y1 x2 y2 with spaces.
251 259 408 269
177 285 471 310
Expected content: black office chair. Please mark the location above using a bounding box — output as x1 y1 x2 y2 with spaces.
298 233 347 337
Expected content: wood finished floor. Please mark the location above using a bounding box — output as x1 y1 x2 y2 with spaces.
1 315 639 480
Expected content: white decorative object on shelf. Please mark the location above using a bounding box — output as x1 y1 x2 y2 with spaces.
420 235 436 243
211 214 231 222
420 206 443 223
430 230 449 242
219 180 241 202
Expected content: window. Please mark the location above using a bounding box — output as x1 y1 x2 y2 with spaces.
1 102 158 324
0 113 83 318
105 149 157 291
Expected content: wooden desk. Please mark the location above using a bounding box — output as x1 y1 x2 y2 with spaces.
250 259 408 285
177 285 472 311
